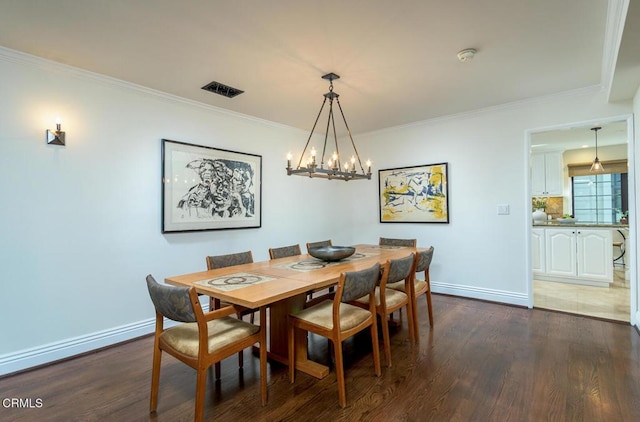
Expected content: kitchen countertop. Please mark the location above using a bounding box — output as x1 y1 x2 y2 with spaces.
533 221 629 229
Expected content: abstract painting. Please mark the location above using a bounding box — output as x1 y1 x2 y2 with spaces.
379 162 449 223
162 139 262 232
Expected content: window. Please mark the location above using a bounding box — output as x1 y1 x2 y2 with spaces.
571 173 627 223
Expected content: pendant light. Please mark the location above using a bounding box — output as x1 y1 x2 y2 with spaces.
590 126 604 173
286 73 371 181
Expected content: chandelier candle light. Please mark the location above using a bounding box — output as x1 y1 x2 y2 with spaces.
286 73 372 181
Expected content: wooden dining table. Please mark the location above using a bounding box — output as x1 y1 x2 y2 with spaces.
165 244 419 379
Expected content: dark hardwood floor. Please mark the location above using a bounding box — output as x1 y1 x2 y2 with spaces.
2 295 640 421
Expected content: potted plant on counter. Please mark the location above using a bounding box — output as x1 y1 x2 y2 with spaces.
532 197 548 223
615 208 629 224
557 213 576 223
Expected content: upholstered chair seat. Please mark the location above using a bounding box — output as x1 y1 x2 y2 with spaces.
386 279 427 294
160 318 260 357
290 300 372 331
355 286 408 308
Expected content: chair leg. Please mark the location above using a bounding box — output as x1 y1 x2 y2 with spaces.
194 368 207 422
214 362 221 380
426 290 434 327
333 339 347 408
150 346 162 412
288 318 296 383
380 312 392 367
406 300 415 345
370 318 381 376
412 295 420 343
259 307 268 406
237 311 247 369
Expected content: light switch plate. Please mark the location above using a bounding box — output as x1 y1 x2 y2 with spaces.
497 204 510 215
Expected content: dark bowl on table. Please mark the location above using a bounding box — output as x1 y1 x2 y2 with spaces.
308 246 356 262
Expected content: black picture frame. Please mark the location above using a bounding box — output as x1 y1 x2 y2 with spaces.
379 162 449 223
162 139 262 232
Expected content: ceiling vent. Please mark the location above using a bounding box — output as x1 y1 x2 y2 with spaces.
201 81 244 98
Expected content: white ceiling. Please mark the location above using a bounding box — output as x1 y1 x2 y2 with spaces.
0 0 635 136
531 120 629 152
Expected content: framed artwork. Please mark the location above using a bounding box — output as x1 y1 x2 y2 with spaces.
162 139 262 232
379 162 449 223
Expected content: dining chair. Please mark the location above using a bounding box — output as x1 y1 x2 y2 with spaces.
287 263 381 408
386 247 435 342
269 244 302 259
351 253 415 367
206 251 254 270
269 244 315 299
379 237 417 247
378 238 416 322
205 250 256 377
145 275 267 422
306 239 333 251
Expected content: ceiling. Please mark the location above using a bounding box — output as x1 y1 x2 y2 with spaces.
0 0 636 136
531 120 629 152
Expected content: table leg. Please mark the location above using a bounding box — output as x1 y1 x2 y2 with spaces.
268 294 330 379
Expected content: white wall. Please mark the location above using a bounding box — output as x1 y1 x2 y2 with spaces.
0 49 358 374
633 84 640 330
349 89 633 306
0 48 637 375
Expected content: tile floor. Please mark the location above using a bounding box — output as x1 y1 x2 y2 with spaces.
534 268 630 322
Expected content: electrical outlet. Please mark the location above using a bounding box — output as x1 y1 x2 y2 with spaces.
497 204 510 215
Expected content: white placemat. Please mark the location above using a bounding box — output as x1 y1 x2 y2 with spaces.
195 272 277 291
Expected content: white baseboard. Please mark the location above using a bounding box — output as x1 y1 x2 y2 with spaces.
431 281 529 307
0 318 156 377
1 303 214 377
0 287 528 377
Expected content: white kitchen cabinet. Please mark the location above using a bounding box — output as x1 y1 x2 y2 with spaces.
576 229 613 280
531 152 563 196
545 228 577 277
541 228 612 285
531 228 546 274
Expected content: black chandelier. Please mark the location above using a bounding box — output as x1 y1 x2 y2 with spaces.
286 73 371 181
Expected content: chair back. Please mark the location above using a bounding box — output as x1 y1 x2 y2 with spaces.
379 237 417 247
416 247 435 273
306 240 332 252
385 253 416 285
206 251 253 270
269 244 302 259
339 263 381 303
145 275 197 323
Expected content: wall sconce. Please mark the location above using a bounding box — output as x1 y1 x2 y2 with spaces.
46 117 66 146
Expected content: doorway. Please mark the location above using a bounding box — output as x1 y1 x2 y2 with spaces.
527 116 636 323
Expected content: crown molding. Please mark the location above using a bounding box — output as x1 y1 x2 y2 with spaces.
602 0 630 99
360 84 604 138
0 46 297 133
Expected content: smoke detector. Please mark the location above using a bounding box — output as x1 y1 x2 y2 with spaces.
457 48 477 62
